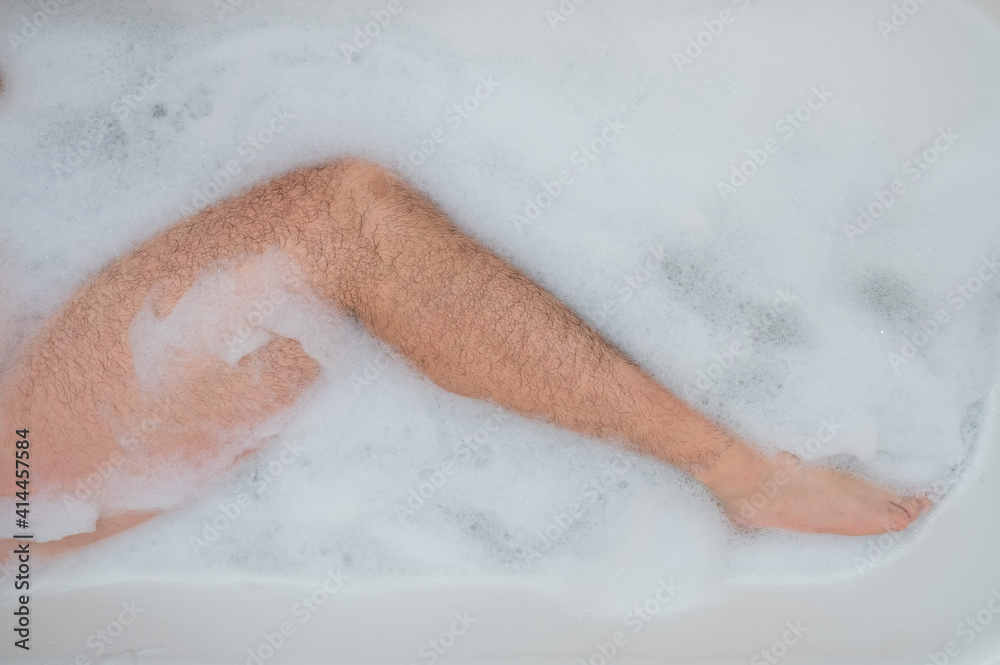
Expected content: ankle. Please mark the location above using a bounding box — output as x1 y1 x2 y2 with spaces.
691 438 768 500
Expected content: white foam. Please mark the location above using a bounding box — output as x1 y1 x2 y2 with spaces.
2 0 1000 614
0 496 100 544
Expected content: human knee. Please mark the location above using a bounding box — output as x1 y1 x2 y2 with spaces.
311 157 408 208
280 158 406 239
293 157 432 258
331 156 393 187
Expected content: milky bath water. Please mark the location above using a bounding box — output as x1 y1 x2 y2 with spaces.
1 0 1000 619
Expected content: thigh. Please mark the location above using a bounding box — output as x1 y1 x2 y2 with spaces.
0 172 326 532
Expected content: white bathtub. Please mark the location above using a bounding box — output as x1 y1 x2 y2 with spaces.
0 375 998 665
4 2 1000 664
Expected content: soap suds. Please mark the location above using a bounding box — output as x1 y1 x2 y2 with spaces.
2 0 999 615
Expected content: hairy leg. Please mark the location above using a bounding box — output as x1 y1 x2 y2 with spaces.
0 158 927 561
297 160 929 535
0 172 325 554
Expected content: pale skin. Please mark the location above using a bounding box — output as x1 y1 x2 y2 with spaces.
0 159 929 562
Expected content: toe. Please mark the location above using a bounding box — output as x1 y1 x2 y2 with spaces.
884 501 912 532
774 450 804 470
893 496 930 522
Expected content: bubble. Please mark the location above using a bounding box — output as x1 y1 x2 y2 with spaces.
4 0 1000 614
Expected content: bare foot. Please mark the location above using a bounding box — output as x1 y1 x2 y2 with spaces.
695 441 931 536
